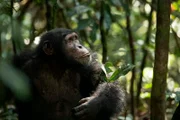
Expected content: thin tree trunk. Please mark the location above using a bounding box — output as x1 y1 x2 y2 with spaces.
45 0 53 30
126 5 135 119
100 1 107 64
0 31 1 58
11 0 16 55
28 19 35 48
136 1 154 107
17 0 32 21
59 8 71 29
151 0 170 119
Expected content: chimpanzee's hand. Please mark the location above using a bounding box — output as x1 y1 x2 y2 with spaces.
72 96 100 120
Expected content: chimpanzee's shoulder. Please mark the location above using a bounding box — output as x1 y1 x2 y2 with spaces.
12 50 34 68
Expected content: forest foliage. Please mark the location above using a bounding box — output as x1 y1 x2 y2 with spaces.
0 0 180 120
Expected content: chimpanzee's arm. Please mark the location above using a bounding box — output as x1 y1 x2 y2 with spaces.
172 102 180 120
74 82 125 120
74 60 126 120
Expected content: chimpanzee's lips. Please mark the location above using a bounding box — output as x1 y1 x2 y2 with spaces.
80 53 90 58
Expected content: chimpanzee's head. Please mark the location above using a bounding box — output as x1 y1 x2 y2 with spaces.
36 28 91 65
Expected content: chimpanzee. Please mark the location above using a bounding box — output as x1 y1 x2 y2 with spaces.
13 28 125 120
172 102 180 120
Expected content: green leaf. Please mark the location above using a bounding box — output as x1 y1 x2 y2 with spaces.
0 108 18 120
143 83 152 89
110 0 122 7
175 91 180 102
120 64 135 75
109 64 135 81
0 1 11 15
12 20 24 50
109 68 121 81
104 62 113 73
100 70 108 82
104 4 112 30
68 5 91 16
119 0 130 15
0 62 31 100
35 0 43 4
90 23 98 42
77 19 92 30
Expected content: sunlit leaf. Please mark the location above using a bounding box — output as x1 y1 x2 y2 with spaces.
140 92 151 99
109 64 135 81
143 83 152 89
109 69 121 81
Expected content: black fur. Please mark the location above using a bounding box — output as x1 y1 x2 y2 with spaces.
93 82 125 119
13 28 125 120
172 102 180 120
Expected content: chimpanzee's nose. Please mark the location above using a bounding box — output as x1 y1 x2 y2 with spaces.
78 45 82 49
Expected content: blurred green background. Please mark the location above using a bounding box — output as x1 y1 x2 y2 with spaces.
0 0 179 120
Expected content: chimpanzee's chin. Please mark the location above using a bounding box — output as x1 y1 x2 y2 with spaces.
79 55 91 65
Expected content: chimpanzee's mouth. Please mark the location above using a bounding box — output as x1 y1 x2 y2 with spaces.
80 53 90 58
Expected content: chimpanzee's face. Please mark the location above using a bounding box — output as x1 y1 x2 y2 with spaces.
41 28 91 65
63 32 91 65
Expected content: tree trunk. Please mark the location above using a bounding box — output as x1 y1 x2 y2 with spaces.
11 0 17 55
100 1 107 64
126 9 135 120
0 31 1 58
151 0 170 120
45 0 53 30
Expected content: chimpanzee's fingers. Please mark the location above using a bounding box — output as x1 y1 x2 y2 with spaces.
73 103 87 112
79 98 89 104
79 115 88 120
74 109 88 117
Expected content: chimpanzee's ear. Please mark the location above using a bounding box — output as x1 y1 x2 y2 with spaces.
42 41 54 55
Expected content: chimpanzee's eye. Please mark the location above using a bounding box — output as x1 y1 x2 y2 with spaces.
62 33 67 38
74 35 78 40
68 37 73 41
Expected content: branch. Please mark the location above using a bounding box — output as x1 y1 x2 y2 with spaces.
17 0 32 21
59 8 71 29
11 0 16 55
100 1 107 64
0 30 2 58
45 0 53 30
125 1 135 118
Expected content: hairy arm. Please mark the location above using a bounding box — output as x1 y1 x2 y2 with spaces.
172 102 180 120
74 60 126 120
74 82 126 120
